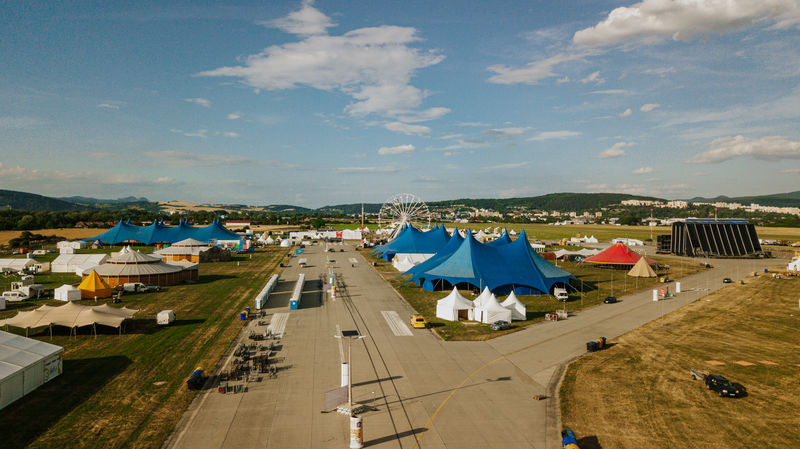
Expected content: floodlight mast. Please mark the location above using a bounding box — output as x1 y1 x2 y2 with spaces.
335 330 367 415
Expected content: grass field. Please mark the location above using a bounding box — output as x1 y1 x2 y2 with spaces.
0 247 286 449
0 228 109 247
360 250 705 341
559 274 800 448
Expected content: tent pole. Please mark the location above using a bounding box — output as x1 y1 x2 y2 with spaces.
49 324 53 340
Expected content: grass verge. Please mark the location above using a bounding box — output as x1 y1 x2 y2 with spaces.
559 274 800 448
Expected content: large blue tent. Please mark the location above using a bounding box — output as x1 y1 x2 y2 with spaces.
406 229 574 295
372 223 451 261
484 228 512 247
85 219 242 245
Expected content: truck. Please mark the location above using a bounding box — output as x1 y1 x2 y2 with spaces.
553 287 569 301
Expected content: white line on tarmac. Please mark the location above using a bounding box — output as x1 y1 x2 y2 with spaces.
381 310 413 336
268 312 289 338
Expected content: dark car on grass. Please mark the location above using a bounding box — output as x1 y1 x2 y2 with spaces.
603 295 617 304
722 277 733 284
705 374 745 397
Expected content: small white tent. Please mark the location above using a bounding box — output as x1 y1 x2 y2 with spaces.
435 287 475 321
392 254 433 272
474 230 486 243
473 287 494 308
475 293 513 324
788 253 800 271
54 285 82 301
501 292 526 321
279 239 291 247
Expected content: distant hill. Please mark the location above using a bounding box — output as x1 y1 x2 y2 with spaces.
0 189 80 212
61 195 148 204
316 193 665 215
261 204 313 213
687 191 800 208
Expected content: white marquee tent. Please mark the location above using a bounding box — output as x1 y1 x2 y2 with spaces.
54 285 81 302
0 330 63 410
473 287 494 308
501 292 527 321
475 293 512 324
51 254 108 273
435 287 475 321
392 253 434 272
0 259 35 273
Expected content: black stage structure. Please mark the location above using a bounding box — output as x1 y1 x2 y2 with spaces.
670 219 764 258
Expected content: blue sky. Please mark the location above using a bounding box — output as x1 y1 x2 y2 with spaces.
2 0 800 207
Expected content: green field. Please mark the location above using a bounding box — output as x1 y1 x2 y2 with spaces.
559 274 800 448
0 247 286 449
361 250 705 341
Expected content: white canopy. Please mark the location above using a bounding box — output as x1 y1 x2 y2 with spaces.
788 254 800 271
473 287 494 308
475 293 512 324
391 253 434 272
435 287 475 321
279 239 291 247
54 285 81 302
51 254 108 273
501 292 526 321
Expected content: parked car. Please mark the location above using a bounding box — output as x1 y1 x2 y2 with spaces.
603 295 618 304
705 374 745 397
722 277 733 284
490 320 511 331
410 315 427 329
140 284 161 293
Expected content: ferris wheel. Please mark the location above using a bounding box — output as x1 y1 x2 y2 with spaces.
378 193 431 238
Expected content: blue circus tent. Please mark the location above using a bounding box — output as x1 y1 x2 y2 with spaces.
406 229 574 295
372 223 451 261
484 228 512 247
403 227 464 278
85 219 242 245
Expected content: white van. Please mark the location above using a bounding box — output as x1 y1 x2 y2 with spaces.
553 287 569 302
123 282 145 293
2 290 30 302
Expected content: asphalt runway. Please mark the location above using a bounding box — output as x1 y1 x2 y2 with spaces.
164 243 781 449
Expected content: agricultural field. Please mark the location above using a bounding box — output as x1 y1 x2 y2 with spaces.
0 228 109 247
0 247 286 449
559 274 800 448
360 250 705 341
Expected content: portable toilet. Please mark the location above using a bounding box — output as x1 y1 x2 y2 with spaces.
290 298 299 310
239 311 247 320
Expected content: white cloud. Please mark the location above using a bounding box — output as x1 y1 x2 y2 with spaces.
383 122 431 135
0 116 43 129
619 108 633 117
170 128 208 138
573 0 800 46
395 107 450 123
640 103 660 112
598 141 635 158
441 133 463 140
586 183 610 190
486 51 594 85
0 162 180 190
185 98 211 108
557 76 570 84
222 132 239 138
483 127 530 138
335 166 405 173
528 130 582 141
97 103 119 110
144 150 254 167
691 171 708 176
227 112 241 120
580 71 605 85
441 139 489 150
591 89 628 95
643 67 676 76
443 151 459 157
486 161 531 170
198 3 443 118
686 135 800 163
261 0 335 36
632 166 655 174
378 144 416 155
779 168 800 173
456 121 490 127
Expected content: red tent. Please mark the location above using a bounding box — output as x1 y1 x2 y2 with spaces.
584 243 655 266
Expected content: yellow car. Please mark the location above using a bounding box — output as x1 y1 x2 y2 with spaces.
410 315 427 329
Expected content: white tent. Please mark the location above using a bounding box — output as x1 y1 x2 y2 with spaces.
57 240 86 250
392 253 434 272
584 235 598 243
509 229 517 236
787 253 800 271
54 285 81 302
530 243 546 253
51 254 108 273
474 230 486 243
0 259 35 273
279 239 291 247
501 292 526 321
0 331 63 410
435 287 475 321
475 293 513 324
473 287 494 308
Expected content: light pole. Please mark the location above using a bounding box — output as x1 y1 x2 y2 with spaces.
336 329 367 449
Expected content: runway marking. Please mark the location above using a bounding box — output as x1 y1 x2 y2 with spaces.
268 313 289 338
381 311 413 336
